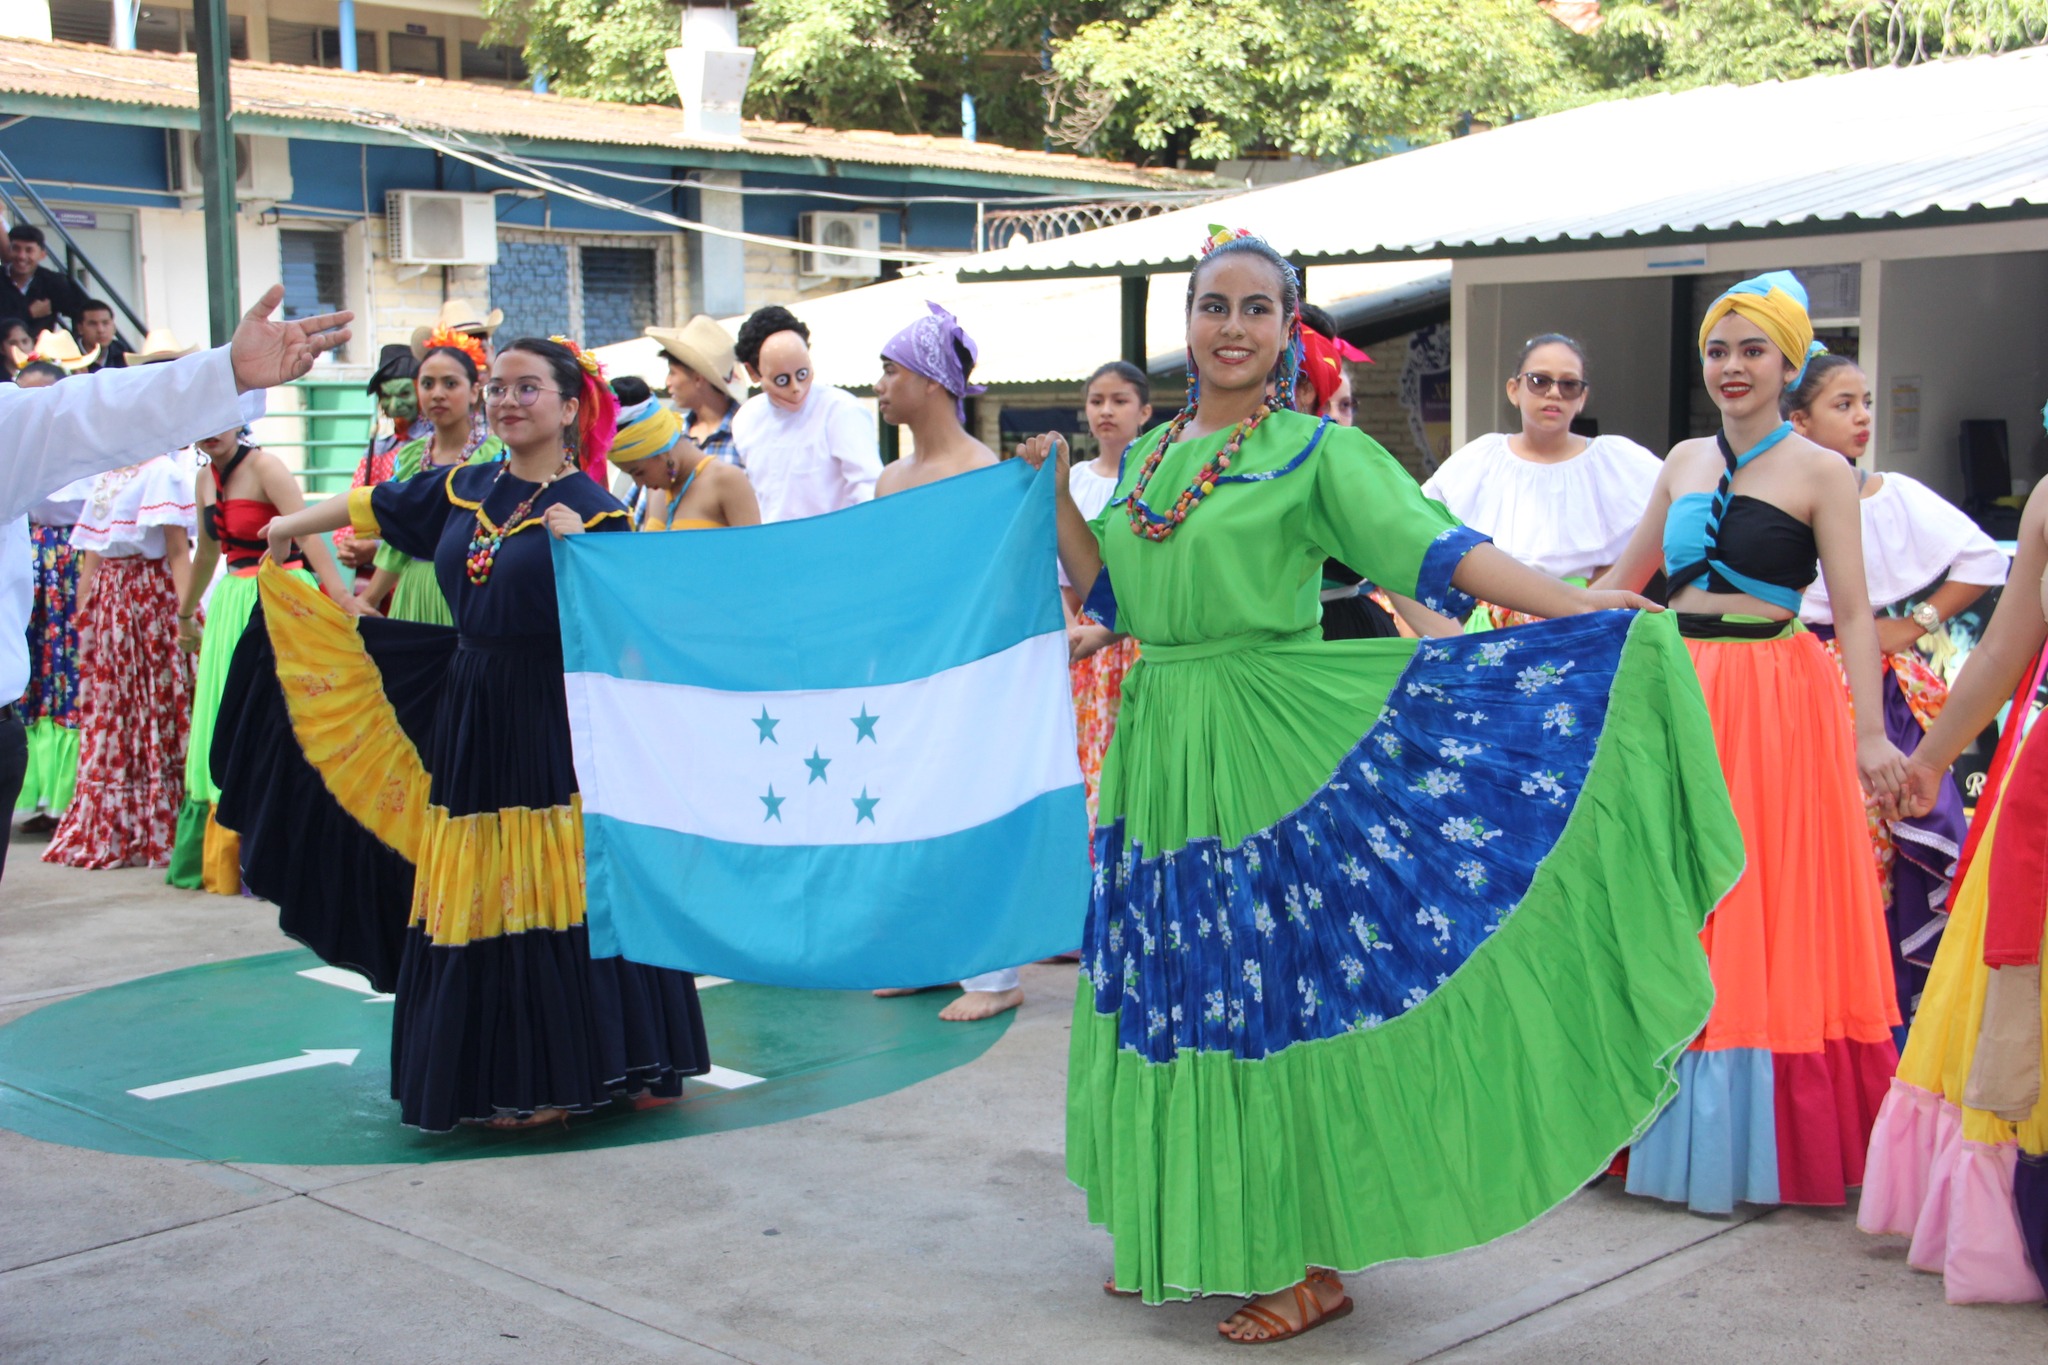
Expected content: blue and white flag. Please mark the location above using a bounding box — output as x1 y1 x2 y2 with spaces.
556 457 1090 990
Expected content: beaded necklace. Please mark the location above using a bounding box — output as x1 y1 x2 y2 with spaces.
464 457 574 585
1122 401 1272 542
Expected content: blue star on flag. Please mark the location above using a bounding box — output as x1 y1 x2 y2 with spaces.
804 747 831 783
760 785 786 821
852 787 880 824
753 706 781 744
851 704 880 743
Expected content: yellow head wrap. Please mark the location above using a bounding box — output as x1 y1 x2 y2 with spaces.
1697 270 1827 387
610 399 686 466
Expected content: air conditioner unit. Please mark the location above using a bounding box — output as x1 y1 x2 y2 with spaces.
799 211 881 279
385 191 500 267
167 131 294 202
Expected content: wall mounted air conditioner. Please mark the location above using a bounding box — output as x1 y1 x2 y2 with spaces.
799 211 881 279
167 131 294 202
385 191 500 266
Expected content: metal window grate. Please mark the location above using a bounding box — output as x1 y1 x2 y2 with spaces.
50 1 247 57
578 246 657 348
459 41 529 83
279 228 345 323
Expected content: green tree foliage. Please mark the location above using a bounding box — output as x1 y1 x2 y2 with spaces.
480 0 2048 163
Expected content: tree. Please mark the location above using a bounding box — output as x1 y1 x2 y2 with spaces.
481 0 2048 164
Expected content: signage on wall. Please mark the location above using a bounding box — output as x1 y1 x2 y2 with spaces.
405 22 428 34
1889 375 1922 454
51 210 97 230
1401 323 1453 474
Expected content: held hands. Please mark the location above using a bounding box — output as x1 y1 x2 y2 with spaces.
336 536 380 570
1898 756 1946 821
176 614 201 655
1857 733 1910 820
1069 621 1116 663
544 504 585 539
230 284 354 393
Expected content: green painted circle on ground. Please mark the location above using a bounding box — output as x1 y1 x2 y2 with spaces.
0 949 1011 1165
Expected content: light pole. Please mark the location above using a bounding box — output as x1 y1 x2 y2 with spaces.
190 0 240 345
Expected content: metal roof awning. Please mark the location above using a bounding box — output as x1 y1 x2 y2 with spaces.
593 258 1448 398
958 47 2048 282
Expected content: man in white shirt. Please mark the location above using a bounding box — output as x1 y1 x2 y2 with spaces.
2 284 350 879
729 305 881 522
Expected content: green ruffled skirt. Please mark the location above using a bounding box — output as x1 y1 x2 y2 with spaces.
1068 612 1743 1301
168 569 311 890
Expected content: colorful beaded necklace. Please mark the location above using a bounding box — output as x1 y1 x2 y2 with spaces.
1122 401 1272 543
464 457 575 585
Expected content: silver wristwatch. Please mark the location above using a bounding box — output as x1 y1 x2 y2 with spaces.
1912 602 1941 633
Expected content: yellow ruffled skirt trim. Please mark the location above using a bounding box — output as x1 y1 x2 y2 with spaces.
259 561 432 860
258 561 588 949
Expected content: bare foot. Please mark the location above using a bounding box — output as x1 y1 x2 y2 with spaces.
479 1107 569 1132
1217 1271 1349 1343
938 987 1023 1022
873 985 951 997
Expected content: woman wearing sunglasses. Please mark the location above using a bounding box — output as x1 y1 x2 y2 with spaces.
1423 334 1662 630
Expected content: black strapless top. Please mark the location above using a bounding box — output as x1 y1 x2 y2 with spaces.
1697 494 1819 598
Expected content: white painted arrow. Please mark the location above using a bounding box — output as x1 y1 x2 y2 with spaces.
128 1050 362 1101
298 966 396 1002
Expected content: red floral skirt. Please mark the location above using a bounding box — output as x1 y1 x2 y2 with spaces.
44 556 194 869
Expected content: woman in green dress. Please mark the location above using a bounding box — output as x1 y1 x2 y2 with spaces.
354 331 503 623
1017 227 1745 1343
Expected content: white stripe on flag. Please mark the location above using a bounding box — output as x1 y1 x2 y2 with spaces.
568 630 1079 847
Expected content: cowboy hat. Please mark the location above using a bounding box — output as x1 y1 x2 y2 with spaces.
21 328 101 372
122 327 197 365
644 316 747 406
409 298 504 355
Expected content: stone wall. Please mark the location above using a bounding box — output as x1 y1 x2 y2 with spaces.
488 239 572 342
743 244 869 308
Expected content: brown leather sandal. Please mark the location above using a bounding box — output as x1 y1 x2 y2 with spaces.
1218 1279 1353 1344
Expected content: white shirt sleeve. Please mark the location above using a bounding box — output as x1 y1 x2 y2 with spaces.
0 347 243 524
828 391 882 507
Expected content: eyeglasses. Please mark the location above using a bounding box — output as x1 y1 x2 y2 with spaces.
482 381 564 407
1515 372 1588 399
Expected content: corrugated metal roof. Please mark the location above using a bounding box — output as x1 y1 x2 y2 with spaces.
0 38 1201 189
959 48 2048 280
592 258 1447 394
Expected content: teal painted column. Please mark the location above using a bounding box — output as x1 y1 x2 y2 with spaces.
191 0 240 346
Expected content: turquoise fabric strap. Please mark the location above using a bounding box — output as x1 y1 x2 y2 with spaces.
1663 422 1807 612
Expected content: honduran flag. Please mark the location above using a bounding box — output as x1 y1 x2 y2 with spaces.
556 456 1090 990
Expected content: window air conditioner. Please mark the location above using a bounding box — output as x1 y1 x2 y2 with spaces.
385 191 500 267
167 131 294 202
799 211 882 279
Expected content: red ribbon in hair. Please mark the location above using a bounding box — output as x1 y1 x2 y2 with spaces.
548 335 617 485
1297 327 1372 417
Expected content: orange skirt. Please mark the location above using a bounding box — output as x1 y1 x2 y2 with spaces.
1628 624 1900 1210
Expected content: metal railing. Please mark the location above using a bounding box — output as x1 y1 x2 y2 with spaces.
261 377 380 491
0 147 150 337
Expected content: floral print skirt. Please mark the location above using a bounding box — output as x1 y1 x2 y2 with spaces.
44 556 194 870
1069 623 1137 838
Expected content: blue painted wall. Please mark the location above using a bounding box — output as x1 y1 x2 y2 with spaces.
0 115 1045 252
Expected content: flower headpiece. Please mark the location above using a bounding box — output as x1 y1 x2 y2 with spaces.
550 334 606 379
422 325 488 372
1200 224 1257 257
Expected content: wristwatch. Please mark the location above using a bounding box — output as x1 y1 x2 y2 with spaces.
1912 602 1941 634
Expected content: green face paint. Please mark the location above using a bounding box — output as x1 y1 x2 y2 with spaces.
378 377 418 420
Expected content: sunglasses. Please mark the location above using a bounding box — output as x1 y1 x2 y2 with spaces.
1515 372 1588 399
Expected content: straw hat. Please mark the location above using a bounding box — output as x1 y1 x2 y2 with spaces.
644 316 746 406
409 298 504 355
123 328 198 365
24 328 101 372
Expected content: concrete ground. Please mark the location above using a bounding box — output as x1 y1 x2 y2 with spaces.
4 831 2045 1364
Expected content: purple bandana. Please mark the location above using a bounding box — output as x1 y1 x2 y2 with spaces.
880 301 987 423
